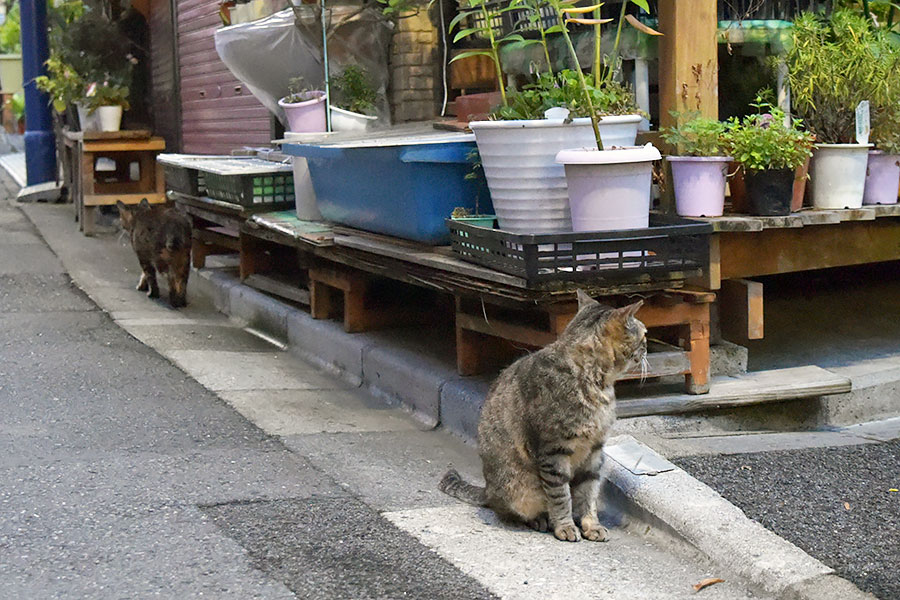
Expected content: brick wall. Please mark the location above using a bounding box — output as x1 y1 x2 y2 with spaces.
390 11 440 122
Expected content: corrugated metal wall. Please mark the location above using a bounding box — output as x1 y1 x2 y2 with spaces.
149 0 180 151
176 0 272 154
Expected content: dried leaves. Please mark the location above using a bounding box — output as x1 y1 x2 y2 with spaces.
693 578 725 592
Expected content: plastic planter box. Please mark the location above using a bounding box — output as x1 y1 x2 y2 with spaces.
283 134 491 245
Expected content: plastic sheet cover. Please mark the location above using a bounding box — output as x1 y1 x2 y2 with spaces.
214 6 393 128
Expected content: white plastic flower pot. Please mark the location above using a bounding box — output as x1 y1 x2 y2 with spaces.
810 143 873 209
97 105 123 132
469 114 641 234
330 106 378 132
556 143 661 232
291 156 323 220
279 91 327 133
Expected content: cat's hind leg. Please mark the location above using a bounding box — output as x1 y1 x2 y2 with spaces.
571 444 609 542
139 260 159 299
136 272 149 292
167 251 190 308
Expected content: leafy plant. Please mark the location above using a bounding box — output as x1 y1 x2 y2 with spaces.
282 77 321 104
449 0 542 106
0 2 21 54
332 65 376 115
83 79 130 112
493 69 638 119
6 92 24 123
785 10 900 144
723 97 815 171
660 113 729 156
545 0 659 149
35 53 85 112
54 11 134 88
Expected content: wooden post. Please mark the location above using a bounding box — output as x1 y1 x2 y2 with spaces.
657 0 719 129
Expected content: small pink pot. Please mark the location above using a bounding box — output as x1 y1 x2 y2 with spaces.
278 91 326 133
863 150 900 205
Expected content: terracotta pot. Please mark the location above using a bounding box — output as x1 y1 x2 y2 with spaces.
792 156 810 211
453 92 503 122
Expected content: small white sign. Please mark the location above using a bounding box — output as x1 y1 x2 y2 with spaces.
856 100 871 145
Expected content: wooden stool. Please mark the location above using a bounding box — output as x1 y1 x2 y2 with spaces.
455 290 714 394
65 131 165 235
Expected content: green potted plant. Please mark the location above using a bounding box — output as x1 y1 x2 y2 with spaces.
35 53 87 123
724 99 815 216
660 114 731 217
785 10 897 209
83 78 130 132
0 1 22 95
453 0 657 233
278 76 326 133
330 65 378 131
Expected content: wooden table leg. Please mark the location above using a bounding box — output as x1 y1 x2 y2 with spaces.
684 304 711 394
80 150 95 236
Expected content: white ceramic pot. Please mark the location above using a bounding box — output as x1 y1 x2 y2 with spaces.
810 143 873 209
469 114 641 234
330 107 378 132
556 143 661 231
76 103 101 132
97 105 123 132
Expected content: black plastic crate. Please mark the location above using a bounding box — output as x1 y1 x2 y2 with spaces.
163 164 205 197
447 215 712 286
203 170 294 210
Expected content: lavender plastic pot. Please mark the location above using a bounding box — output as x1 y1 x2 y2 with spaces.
279 91 326 133
863 151 900 206
668 156 732 217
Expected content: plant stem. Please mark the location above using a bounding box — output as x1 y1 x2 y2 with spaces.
537 16 554 75
555 4 602 150
606 0 627 85
592 5 602 78
482 2 508 105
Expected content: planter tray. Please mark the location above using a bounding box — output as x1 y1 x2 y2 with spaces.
447 215 712 286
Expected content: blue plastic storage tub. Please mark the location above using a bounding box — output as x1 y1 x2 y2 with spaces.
282 133 491 245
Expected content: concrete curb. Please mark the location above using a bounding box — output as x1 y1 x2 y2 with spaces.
604 436 877 600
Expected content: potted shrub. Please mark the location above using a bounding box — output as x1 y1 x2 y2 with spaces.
454 0 657 233
330 65 378 131
785 11 897 209
661 115 731 217
724 99 815 216
83 79 130 132
278 77 326 133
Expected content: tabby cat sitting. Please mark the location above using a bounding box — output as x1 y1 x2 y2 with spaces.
440 290 647 542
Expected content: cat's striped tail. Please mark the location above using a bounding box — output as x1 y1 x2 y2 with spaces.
439 468 487 507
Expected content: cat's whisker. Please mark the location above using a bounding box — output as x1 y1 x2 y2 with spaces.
639 354 650 384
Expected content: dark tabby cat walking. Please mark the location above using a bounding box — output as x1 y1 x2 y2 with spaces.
440 291 647 542
117 199 192 308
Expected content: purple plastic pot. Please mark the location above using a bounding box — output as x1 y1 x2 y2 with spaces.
278 91 326 133
863 150 900 206
668 156 732 217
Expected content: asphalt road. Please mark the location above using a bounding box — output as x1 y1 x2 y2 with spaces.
675 441 900 600
0 178 495 598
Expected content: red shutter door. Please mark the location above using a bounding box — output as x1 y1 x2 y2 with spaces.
176 0 272 154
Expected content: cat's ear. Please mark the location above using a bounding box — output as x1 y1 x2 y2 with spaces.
576 289 599 311
614 299 644 320
139 198 150 210
116 200 127 214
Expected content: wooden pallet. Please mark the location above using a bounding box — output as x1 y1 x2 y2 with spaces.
455 289 715 394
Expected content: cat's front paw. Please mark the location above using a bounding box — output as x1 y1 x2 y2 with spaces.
148 288 160 299
553 522 582 542
580 516 609 542
582 524 609 542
